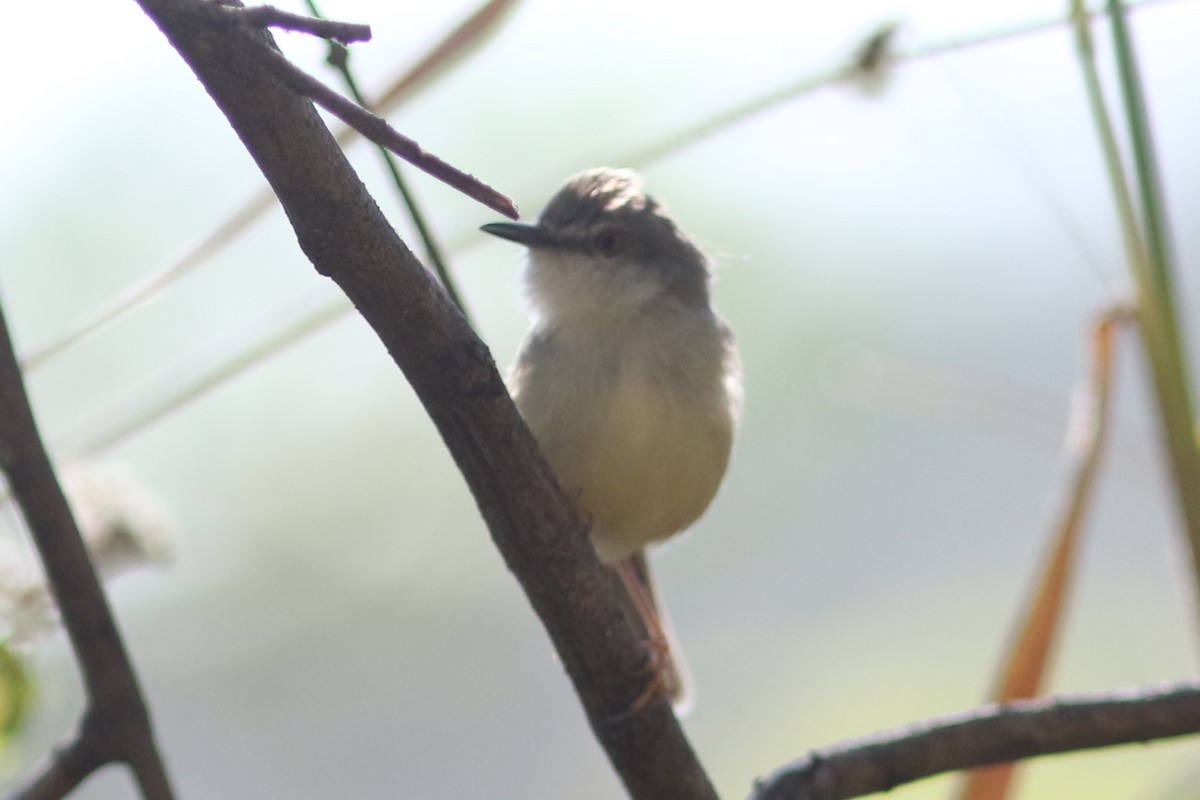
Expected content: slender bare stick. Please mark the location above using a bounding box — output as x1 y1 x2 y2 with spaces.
0 297 173 799
749 681 1200 800
19 1 519 371
247 38 516 219
230 5 371 42
304 0 470 324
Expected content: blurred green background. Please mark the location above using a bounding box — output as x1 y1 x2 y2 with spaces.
1 0 1199 797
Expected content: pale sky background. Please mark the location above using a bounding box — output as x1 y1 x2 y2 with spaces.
2 1 1200 798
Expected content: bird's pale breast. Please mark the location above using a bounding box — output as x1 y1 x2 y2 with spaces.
512 311 737 563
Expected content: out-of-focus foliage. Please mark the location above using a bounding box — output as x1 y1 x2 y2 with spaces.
0 645 31 752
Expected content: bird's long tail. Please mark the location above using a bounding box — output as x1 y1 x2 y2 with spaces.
615 550 695 716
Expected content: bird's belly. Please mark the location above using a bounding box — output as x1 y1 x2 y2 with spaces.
522 369 734 563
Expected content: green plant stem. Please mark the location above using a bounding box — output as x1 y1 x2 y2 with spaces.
1070 1 1200 609
302 0 471 325
1108 0 1177 302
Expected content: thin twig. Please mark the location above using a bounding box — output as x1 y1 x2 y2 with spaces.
749 680 1200 800
230 5 370 43
304 0 471 324
19 1 518 370
249 37 517 219
0 299 174 798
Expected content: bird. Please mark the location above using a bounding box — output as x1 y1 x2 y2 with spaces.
481 167 742 712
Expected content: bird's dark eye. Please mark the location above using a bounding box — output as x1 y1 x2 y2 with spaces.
593 229 621 256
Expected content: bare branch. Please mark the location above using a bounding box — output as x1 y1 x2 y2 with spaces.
749 681 1200 800
247 36 517 219
302 0 471 324
5 736 96 800
133 0 711 796
231 5 371 43
18 1 520 371
0 297 173 797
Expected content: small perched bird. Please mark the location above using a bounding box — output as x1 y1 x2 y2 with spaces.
482 167 742 712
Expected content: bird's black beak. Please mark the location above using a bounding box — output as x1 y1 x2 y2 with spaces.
480 222 558 249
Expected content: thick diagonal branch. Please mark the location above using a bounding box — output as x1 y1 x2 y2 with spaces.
132 1 715 798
